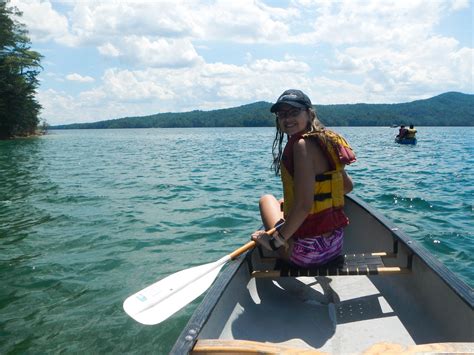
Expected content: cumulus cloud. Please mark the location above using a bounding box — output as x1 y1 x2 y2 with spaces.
10 0 473 124
450 0 470 11
13 1 293 46
67 1 200 41
66 73 95 83
38 58 315 123
10 0 70 43
328 33 472 99
97 43 120 57
195 0 292 42
299 0 449 46
105 37 204 68
248 59 311 73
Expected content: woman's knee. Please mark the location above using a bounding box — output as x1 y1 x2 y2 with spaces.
259 194 277 208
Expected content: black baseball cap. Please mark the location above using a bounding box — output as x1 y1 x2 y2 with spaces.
270 89 313 113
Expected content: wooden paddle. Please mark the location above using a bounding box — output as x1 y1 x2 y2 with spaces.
123 227 278 325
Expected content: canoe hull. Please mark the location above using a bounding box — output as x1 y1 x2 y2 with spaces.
395 137 417 144
171 195 473 354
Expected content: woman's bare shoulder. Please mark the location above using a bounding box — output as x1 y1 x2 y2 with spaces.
294 136 328 169
294 136 323 155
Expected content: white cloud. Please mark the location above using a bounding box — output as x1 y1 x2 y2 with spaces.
39 58 317 123
10 0 70 43
195 0 292 43
97 43 120 57
67 1 201 41
99 68 176 101
450 0 469 11
12 0 470 49
109 37 204 68
66 73 95 83
13 0 293 45
10 0 473 124
38 89 77 122
249 59 311 73
300 0 446 46
329 31 472 97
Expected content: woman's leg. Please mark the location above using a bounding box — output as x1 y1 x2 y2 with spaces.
259 194 284 230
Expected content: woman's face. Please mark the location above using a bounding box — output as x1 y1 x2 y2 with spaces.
276 104 310 136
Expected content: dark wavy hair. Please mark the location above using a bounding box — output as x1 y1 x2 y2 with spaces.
271 107 325 175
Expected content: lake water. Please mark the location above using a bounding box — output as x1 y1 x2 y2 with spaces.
1 127 472 353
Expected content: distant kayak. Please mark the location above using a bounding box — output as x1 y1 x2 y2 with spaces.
395 137 417 145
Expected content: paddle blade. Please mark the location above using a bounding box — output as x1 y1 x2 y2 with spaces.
123 258 228 325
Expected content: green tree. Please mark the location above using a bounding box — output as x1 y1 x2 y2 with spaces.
0 0 43 139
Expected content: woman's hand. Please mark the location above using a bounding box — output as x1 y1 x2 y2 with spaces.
251 230 273 251
251 230 286 251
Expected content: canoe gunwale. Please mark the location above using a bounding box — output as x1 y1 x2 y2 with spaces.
170 249 248 355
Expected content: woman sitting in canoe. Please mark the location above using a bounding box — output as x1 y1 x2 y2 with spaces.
251 89 356 267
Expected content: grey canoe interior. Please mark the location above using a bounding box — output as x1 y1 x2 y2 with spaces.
171 195 473 354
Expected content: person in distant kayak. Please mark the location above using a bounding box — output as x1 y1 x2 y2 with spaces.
397 125 408 139
251 89 356 267
405 125 417 139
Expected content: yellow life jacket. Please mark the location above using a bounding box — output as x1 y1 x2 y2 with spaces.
405 128 417 139
281 129 356 238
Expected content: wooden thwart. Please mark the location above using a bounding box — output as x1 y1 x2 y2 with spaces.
252 252 409 278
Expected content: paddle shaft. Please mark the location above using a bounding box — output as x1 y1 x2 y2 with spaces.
229 226 277 260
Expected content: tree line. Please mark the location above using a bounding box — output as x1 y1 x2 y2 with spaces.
0 1 43 139
53 92 473 129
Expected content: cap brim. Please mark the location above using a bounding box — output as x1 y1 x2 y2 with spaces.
270 101 308 113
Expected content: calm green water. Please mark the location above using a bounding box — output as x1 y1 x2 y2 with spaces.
1 127 472 353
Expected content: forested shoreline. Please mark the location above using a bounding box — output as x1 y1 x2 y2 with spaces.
52 92 473 129
0 1 43 139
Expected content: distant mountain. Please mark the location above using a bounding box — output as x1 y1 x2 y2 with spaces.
315 92 473 126
51 92 473 129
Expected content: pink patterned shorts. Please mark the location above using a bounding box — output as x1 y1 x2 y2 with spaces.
290 228 344 267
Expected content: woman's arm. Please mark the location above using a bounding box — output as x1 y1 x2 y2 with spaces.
277 138 317 241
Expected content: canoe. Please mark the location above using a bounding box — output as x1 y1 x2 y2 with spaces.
395 137 417 145
171 195 473 354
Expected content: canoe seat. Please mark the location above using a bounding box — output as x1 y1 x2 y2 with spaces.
252 252 409 278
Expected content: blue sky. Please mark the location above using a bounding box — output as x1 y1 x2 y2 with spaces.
9 0 474 125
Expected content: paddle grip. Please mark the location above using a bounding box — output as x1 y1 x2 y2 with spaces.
229 227 277 260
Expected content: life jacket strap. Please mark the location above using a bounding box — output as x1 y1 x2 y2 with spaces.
314 193 332 201
315 174 332 182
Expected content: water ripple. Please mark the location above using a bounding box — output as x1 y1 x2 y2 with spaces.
0 127 472 354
